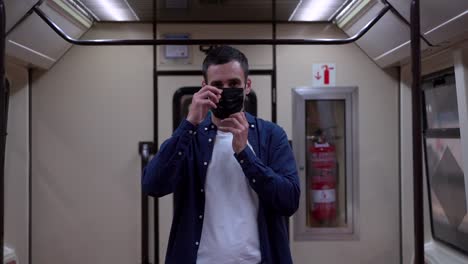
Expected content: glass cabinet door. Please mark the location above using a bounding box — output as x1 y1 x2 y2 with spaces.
305 100 346 228
293 87 358 240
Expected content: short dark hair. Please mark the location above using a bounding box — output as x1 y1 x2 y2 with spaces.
202 46 249 82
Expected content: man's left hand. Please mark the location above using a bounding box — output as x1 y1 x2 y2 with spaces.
219 112 249 154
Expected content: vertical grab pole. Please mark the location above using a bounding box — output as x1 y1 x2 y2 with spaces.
141 147 149 264
410 0 424 263
0 0 7 261
139 142 154 264
0 0 8 262
152 0 159 262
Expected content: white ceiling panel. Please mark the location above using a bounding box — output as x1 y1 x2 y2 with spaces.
386 0 468 43
344 1 410 59
6 1 90 69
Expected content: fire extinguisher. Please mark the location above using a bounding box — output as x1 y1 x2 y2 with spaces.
322 65 330 85
309 141 337 225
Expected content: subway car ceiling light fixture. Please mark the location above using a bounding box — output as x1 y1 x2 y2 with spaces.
76 0 139 21
48 0 94 28
335 0 373 27
33 3 390 45
288 0 352 22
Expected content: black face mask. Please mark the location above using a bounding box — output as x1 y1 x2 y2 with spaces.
211 88 245 119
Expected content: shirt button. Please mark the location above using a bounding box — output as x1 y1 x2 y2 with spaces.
194 131 197 135
200 188 204 193
208 138 212 143
203 162 208 166
211 125 215 129
252 179 256 183
199 215 203 219
240 159 244 164
204 127 208 131
189 130 193 134
178 151 182 156
250 124 255 128
195 241 199 246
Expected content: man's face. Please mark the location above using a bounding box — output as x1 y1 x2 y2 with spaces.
203 61 251 93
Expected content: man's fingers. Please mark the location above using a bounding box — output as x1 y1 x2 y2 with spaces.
229 112 249 129
199 85 222 96
200 99 217 109
197 90 219 104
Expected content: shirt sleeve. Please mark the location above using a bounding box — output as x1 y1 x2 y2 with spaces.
142 119 197 197
234 126 300 216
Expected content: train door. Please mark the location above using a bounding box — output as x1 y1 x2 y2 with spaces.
155 74 272 262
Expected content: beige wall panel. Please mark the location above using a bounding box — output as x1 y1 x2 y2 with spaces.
276 24 400 264
31 24 153 264
5 61 29 264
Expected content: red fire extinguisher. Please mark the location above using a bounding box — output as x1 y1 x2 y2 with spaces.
322 65 330 85
309 141 337 225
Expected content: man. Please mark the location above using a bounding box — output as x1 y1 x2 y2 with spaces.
143 46 299 263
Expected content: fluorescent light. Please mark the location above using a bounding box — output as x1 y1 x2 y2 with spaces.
335 0 359 21
97 0 133 21
288 0 303 21
48 0 93 28
122 0 140 20
289 0 346 21
335 0 373 28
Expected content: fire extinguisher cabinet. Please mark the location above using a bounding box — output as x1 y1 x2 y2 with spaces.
292 87 359 241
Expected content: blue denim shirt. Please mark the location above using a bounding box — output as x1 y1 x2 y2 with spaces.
142 112 300 264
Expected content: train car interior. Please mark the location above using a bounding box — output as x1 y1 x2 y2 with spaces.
1 0 468 263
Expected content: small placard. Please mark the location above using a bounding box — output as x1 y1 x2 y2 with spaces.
164 34 190 59
312 63 336 86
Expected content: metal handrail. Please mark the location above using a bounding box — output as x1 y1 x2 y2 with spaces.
33 4 390 46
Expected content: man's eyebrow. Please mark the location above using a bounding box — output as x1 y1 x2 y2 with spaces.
210 80 222 85
209 78 241 85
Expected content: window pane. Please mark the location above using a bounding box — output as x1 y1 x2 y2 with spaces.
425 138 468 254
423 73 459 129
305 100 346 228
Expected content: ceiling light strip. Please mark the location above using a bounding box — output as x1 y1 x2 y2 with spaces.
95 0 129 21
289 0 349 22
122 0 140 21
288 0 303 21
336 0 376 29
71 0 100 21
48 0 93 28
329 0 354 21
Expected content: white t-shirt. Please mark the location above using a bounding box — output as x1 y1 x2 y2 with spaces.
196 130 261 264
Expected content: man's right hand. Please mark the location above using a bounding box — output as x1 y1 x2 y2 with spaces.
186 86 222 125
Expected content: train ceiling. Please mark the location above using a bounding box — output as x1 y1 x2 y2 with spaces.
73 0 352 22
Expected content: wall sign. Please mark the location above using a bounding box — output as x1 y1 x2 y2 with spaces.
313 63 336 86
164 34 190 59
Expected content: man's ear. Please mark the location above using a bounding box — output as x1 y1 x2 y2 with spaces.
245 78 252 95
